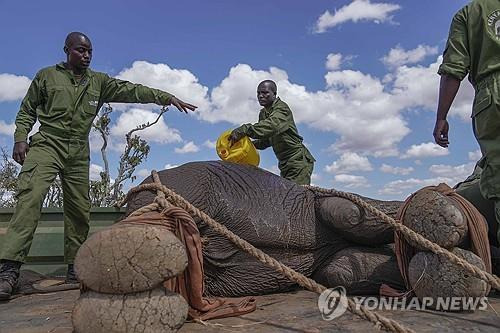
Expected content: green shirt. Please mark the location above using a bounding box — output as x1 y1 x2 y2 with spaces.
236 98 315 168
438 0 500 86
14 63 174 142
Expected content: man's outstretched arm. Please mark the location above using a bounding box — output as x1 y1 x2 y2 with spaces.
433 74 461 148
100 75 197 113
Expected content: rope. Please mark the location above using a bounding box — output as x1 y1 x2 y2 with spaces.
120 171 415 333
304 186 500 291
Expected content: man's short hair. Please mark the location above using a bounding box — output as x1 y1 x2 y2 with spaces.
259 80 277 94
65 32 91 47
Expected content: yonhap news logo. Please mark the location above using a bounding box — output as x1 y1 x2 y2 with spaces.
318 286 490 321
317 286 348 320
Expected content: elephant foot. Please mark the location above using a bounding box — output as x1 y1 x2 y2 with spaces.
408 248 488 310
313 246 404 295
317 197 394 245
402 190 468 249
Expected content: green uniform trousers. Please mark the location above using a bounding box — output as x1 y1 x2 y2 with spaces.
278 148 315 185
1 132 90 263
472 72 500 245
454 162 498 247
281 161 314 185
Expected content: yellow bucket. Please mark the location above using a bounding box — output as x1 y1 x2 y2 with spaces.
216 130 260 166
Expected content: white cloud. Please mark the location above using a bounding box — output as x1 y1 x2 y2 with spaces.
174 141 200 154
333 174 370 188
203 139 216 149
325 152 373 173
428 163 475 180
389 55 474 120
205 64 289 124
378 177 438 196
89 164 104 181
0 121 15 136
402 142 449 159
116 61 210 112
0 119 40 139
314 0 401 33
378 162 475 198
89 130 104 154
93 54 472 158
209 62 414 157
1 54 469 161
0 73 31 102
135 168 151 179
380 163 414 175
164 163 179 169
378 171 473 198
468 149 482 161
208 56 472 157
326 53 343 71
311 172 321 187
109 108 182 151
311 172 320 182
381 44 438 68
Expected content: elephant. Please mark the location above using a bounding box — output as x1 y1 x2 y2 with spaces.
125 161 407 297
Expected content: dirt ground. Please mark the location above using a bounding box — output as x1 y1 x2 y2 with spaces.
0 289 498 333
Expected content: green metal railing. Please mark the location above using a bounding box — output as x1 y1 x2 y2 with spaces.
0 207 125 275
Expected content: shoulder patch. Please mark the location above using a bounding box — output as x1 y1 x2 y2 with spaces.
487 10 500 38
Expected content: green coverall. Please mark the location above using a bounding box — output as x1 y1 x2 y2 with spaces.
233 97 315 185
454 159 498 247
439 0 500 244
1 63 174 263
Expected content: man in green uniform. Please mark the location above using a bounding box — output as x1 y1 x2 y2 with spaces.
0 32 197 300
433 0 500 246
229 80 315 185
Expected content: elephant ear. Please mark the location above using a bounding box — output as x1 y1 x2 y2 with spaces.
316 196 394 245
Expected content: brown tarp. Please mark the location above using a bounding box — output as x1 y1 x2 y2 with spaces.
391 183 491 295
120 209 256 320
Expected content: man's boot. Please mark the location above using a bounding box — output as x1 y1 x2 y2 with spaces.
0 260 22 300
64 264 78 284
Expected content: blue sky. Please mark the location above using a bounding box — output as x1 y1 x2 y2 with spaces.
0 0 478 200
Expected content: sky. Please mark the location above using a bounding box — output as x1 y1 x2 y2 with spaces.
0 0 479 201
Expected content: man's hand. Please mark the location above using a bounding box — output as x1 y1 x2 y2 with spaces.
169 96 197 114
12 141 29 165
228 130 245 146
433 119 449 148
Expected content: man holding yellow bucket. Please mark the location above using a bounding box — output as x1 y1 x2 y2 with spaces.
229 80 315 185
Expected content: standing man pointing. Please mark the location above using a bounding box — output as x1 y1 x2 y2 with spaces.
0 32 197 300
433 0 500 246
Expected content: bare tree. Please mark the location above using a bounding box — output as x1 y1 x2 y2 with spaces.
0 147 19 207
91 105 168 206
43 176 63 207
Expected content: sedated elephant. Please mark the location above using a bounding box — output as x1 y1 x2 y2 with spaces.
125 161 408 297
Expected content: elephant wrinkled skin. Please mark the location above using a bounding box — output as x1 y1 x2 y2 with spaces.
125 161 408 296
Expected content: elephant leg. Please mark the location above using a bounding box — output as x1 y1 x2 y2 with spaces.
312 246 405 295
317 196 397 245
203 250 313 297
